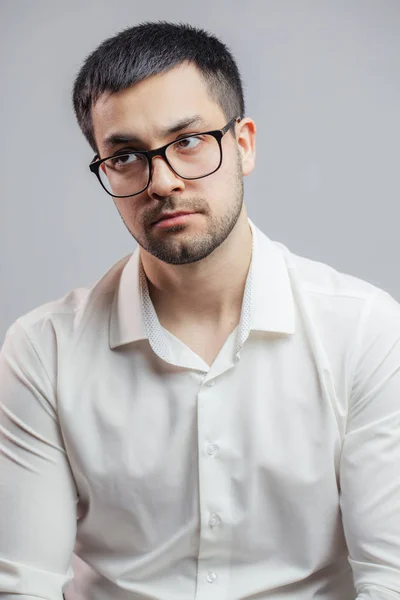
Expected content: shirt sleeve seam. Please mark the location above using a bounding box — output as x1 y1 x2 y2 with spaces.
345 287 383 434
13 319 57 412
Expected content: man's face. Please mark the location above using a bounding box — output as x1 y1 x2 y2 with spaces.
92 63 255 265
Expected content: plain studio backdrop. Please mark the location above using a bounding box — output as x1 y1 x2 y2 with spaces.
0 1 400 595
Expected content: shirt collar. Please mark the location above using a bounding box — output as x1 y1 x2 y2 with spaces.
109 218 295 349
109 249 147 349
248 219 295 335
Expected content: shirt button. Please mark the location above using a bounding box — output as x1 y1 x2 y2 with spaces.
206 572 217 583
235 351 241 361
209 513 220 528
206 379 215 387
207 443 219 456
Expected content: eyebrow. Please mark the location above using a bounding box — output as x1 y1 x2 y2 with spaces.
102 115 206 153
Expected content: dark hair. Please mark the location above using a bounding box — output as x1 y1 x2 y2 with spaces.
72 21 245 153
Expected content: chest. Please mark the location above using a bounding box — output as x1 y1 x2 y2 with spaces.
59 331 348 573
59 335 343 512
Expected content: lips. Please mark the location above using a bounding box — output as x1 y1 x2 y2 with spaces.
152 211 195 225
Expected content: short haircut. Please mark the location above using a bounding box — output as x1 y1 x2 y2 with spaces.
72 21 246 153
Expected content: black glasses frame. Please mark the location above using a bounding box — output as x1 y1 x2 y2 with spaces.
89 116 241 198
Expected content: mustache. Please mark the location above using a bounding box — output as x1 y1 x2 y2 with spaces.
142 197 210 227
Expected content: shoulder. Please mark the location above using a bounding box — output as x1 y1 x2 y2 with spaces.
276 240 381 303
274 238 400 353
3 254 132 353
273 239 399 318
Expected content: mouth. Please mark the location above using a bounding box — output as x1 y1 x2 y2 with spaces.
152 212 199 228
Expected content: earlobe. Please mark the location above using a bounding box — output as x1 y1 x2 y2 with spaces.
242 154 256 177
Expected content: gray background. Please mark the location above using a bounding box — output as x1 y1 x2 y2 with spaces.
1 0 400 344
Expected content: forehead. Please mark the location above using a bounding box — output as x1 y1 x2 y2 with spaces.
92 63 224 149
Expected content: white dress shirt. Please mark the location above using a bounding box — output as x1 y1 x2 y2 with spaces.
1 219 400 600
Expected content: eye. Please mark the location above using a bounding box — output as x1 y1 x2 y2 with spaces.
108 153 144 169
175 136 203 150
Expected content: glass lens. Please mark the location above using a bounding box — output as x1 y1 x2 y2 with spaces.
99 153 149 197
166 134 221 178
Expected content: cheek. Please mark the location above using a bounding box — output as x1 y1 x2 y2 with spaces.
219 144 243 183
114 199 141 225
212 154 242 197
206 150 236 189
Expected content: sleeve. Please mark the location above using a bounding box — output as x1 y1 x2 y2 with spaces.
0 321 78 599
340 289 400 599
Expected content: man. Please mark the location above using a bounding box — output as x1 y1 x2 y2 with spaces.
0 20 399 600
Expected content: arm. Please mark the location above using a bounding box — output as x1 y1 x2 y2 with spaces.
340 290 400 599
0 321 77 599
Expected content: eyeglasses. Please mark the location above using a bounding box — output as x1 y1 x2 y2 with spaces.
89 116 240 198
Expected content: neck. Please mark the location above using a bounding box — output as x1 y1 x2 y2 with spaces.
140 210 253 329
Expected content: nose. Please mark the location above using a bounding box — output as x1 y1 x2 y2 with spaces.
147 156 185 200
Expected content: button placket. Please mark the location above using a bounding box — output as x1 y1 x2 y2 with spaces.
196 382 232 600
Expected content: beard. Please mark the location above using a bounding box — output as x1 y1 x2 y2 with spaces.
124 154 244 265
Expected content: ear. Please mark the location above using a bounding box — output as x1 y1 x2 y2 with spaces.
236 117 256 176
